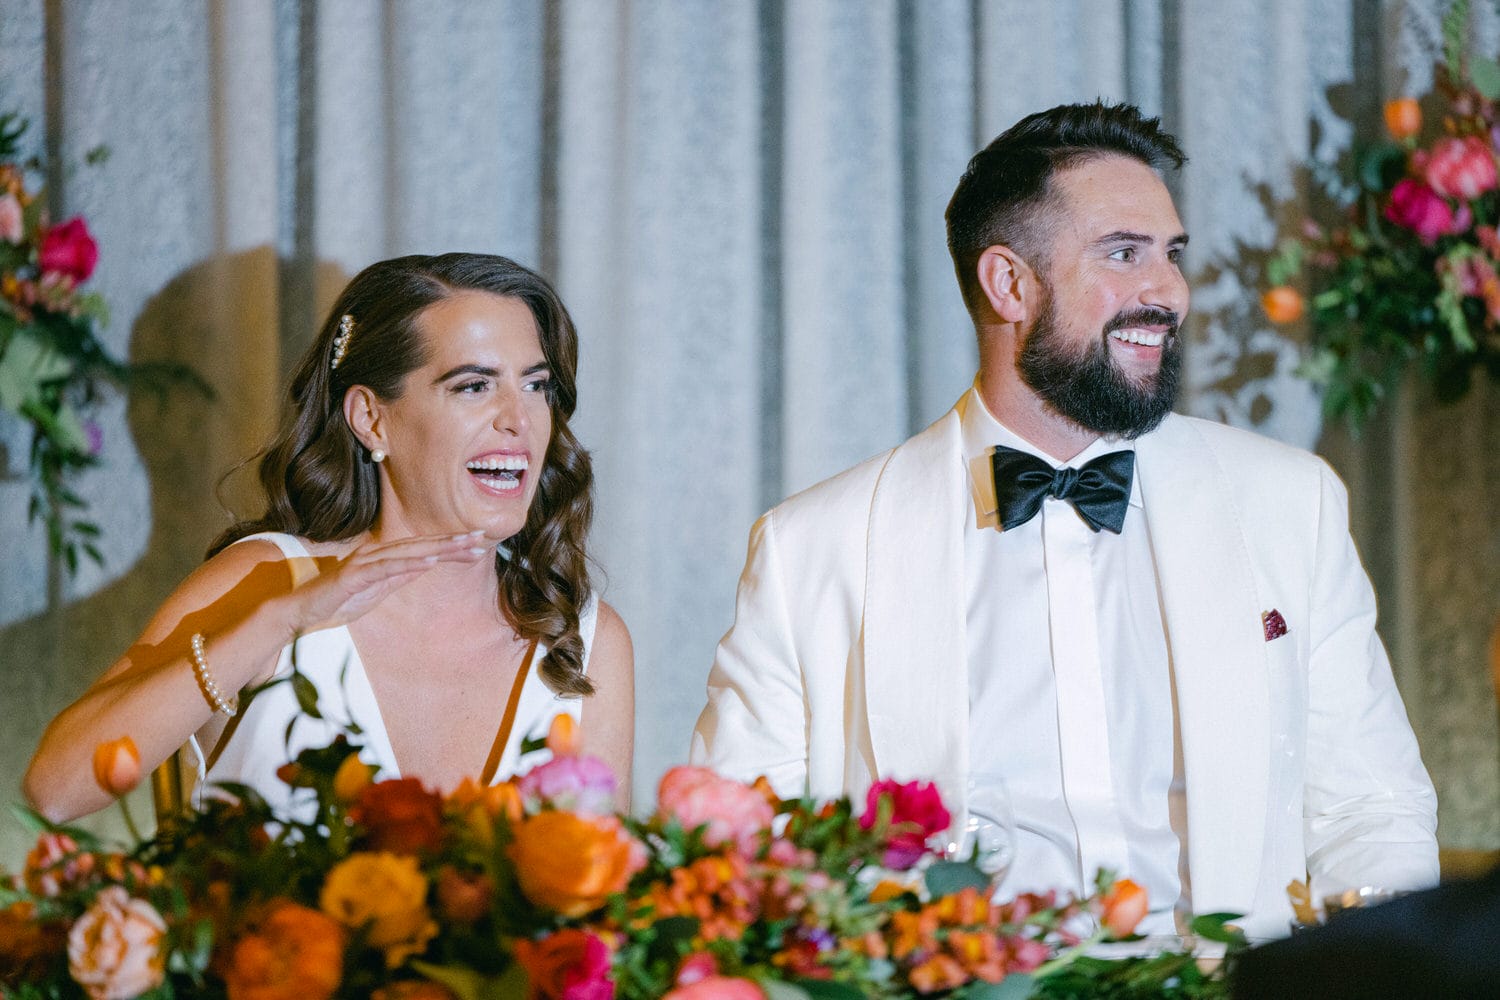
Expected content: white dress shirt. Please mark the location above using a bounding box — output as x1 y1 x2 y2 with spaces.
960 387 1185 933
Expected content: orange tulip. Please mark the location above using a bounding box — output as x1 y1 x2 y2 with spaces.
1261 286 1304 325
508 812 642 917
1383 97 1421 141
546 713 580 757
1100 878 1149 938
92 737 142 797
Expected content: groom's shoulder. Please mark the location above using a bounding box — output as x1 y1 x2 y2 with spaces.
766 445 895 535
1158 412 1330 484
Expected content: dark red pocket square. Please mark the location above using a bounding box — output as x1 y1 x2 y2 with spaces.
1262 609 1289 641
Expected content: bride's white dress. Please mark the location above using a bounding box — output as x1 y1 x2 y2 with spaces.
186 531 596 819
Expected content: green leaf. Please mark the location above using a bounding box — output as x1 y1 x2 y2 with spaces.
0 329 73 411
968 973 1036 1000
1356 142 1406 193
923 859 992 896
793 981 864 1000
1189 911 1248 945
1471 55 1500 100
759 980 814 1000
51 401 91 453
290 670 323 719
410 959 524 1000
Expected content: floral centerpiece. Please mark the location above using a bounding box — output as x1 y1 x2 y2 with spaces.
1262 0 1500 430
0 109 202 573
0 715 1241 1000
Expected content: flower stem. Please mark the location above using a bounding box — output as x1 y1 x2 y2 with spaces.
117 794 143 844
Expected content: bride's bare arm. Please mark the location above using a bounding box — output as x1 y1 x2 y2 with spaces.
580 601 635 813
24 532 491 822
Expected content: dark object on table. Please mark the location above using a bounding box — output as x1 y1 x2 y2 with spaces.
1231 867 1500 999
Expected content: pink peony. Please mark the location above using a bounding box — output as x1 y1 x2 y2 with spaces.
0 192 21 243
1418 135 1499 201
859 779 951 871
66 886 167 1000
662 976 765 1000
656 767 774 854
517 754 618 815
38 216 98 282
1383 178 1471 244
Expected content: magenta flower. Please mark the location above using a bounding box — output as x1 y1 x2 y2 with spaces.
859 779 951 870
37 217 99 283
1383 179 1470 244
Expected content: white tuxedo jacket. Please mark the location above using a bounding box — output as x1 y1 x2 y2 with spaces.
691 406 1438 937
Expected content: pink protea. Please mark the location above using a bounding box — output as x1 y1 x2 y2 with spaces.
859 779 951 871
517 754 618 815
656 767 774 854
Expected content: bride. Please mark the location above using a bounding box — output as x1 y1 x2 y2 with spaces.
24 253 633 821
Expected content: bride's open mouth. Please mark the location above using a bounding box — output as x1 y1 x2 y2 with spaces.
466 453 528 494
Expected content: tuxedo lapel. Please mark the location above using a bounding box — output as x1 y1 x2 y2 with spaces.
863 410 970 814
1137 416 1271 913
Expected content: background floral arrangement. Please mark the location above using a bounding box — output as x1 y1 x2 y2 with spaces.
1263 0 1500 430
0 109 201 574
0 711 1242 1000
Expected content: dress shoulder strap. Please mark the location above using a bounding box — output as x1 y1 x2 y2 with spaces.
228 531 319 588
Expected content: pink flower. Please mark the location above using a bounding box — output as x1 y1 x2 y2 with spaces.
24 832 94 897
656 767 774 854
1477 225 1500 257
662 976 765 1000
0 192 21 243
38 216 98 283
1383 179 1471 244
513 928 614 1000
1418 135 1499 201
66 886 167 1000
517 754 618 815
84 420 104 456
859 779 951 871
674 952 719 987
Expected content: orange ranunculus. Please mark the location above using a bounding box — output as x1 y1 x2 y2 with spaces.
1099 878 1149 938
320 852 437 968
508 813 644 917
222 900 344 1000
92 737 141 797
332 753 374 803
353 778 446 855
1383 97 1421 141
513 928 614 1000
546 713 580 756
1261 286 1304 325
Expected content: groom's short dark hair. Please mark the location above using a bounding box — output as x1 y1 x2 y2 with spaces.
945 100 1186 315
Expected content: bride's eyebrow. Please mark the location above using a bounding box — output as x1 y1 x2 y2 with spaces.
432 363 499 384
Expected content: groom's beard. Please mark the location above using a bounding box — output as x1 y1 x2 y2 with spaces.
1018 292 1183 439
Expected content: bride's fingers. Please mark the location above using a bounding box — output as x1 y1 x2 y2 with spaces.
349 530 491 564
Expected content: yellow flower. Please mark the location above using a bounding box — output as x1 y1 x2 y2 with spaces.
319 852 437 968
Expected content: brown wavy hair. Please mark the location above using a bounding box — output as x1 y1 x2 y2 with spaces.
211 253 595 695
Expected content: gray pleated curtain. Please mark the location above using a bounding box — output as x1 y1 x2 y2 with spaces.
1 0 1495 867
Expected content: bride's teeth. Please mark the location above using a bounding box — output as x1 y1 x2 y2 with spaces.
465 456 529 472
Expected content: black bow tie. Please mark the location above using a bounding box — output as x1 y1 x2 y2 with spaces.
990 445 1135 534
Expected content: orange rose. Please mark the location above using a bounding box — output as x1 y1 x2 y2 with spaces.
92 737 141 797
508 813 644 917
1383 97 1421 141
353 778 446 855
1099 878 1149 938
223 900 345 1000
1260 286 1304 325
66 886 167 1000
320 852 437 968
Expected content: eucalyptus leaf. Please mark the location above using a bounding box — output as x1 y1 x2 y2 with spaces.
759 980 813 1000
1470 54 1500 100
0 330 73 411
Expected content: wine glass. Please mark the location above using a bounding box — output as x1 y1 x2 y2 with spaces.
944 776 1017 890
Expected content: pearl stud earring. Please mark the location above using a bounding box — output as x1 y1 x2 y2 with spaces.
371 449 386 463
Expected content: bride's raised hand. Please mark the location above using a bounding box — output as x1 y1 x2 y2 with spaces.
286 531 493 635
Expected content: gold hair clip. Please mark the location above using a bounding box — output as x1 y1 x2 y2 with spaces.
330 314 355 370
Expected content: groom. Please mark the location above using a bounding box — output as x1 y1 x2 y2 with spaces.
691 101 1437 938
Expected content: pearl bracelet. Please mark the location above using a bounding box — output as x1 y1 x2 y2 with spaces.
189 632 239 717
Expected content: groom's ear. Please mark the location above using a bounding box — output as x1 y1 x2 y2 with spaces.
975 245 1038 325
